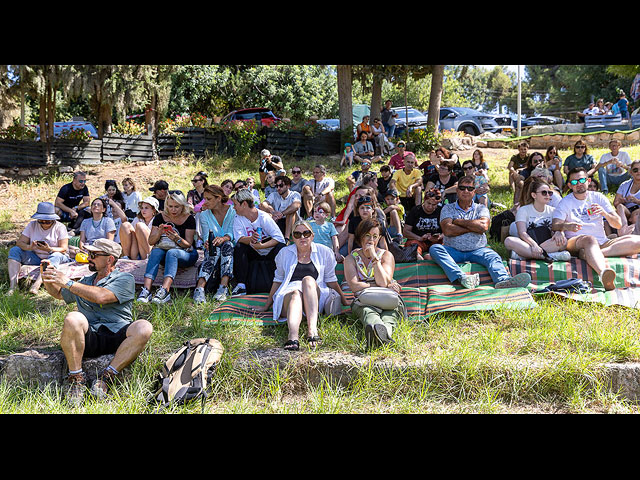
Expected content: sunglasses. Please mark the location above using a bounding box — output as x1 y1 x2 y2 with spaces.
535 190 553 196
575 145 586 149
569 177 588 185
191 178 203 183
76 179 87 184
37 220 54 225
276 183 285 188
458 185 476 192
292 170 301 174
89 251 110 259
463 166 475 170
292 230 312 239
632 168 640 173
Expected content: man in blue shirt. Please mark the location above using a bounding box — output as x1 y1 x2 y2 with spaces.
42 238 153 406
428 175 531 290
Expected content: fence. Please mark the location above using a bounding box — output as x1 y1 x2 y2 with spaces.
0 127 343 169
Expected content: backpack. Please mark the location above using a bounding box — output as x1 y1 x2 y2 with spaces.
149 338 224 412
535 278 593 295
489 209 515 242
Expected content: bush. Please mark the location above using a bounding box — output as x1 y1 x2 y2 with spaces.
408 125 442 153
0 124 36 140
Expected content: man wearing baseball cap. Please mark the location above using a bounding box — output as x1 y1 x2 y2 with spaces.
149 180 169 211
41 238 153 406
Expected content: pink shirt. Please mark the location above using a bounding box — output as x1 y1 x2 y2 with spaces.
21 220 69 259
389 150 414 170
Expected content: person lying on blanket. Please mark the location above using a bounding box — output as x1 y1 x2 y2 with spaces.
551 167 640 291
428 175 532 290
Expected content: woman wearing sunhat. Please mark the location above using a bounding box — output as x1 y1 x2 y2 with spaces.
7 202 72 295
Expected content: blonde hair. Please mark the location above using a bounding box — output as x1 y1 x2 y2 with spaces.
164 192 194 215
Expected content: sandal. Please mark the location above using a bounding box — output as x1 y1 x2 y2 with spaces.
283 339 299 351
306 335 323 348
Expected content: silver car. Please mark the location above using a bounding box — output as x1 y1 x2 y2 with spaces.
438 107 513 135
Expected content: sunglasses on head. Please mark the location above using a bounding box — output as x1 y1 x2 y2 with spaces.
569 177 588 185
425 190 442 200
458 185 475 192
292 230 312 239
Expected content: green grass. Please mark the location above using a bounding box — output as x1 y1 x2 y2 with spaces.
2 146 640 414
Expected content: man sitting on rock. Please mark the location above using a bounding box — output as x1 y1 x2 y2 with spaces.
552 167 640 291
428 175 532 290
41 238 153 406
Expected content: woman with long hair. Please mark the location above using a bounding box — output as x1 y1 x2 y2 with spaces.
504 178 571 261
613 160 640 235
187 171 208 213
77 198 117 250
119 196 159 260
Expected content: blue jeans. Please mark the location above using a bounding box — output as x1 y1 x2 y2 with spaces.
8 246 71 267
428 243 510 284
145 247 198 280
598 170 629 194
384 123 396 139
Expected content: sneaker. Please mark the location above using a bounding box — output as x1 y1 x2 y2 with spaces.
65 372 87 407
91 368 118 400
546 251 572 262
365 324 394 349
193 287 206 304
495 272 531 289
136 287 152 303
231 284 247 297
213 285 228 302
151 287 171 304
460 273 480 289
510 250 525 260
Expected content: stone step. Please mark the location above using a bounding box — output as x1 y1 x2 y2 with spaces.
2 348 639 404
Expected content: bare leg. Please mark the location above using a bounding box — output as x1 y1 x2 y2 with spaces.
119 222 135 258
109 320 153 372
283 290 303 342
301 276 321 344
134 223 151 260
60 311 90 372
600 235 640 258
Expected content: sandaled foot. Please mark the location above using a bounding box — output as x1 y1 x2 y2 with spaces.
306 335 322 348
284 339 299 351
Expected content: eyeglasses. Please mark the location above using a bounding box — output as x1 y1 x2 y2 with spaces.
89 251 110 259
575 145 586 149
633 168 640 173
569 177 588 185
292 170 301 174
292 230 312 239
535 190 553 196
457 185 476 192
363 233 380 241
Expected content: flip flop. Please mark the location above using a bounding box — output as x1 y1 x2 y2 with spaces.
306 335 323 348
283 339 299 351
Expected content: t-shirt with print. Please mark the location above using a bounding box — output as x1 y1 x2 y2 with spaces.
310 220 338 250
232 209 285 256
392 169 422 198
405 205 442 237
152 213 196 239
21 220 69 259
425 173 458 205
78 216 117 245
552 191 615 245
440 201 490 251
57 182 89 209
598 151 632 178
515 203 555 231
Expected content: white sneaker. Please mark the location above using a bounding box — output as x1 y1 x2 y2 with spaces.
510 250 525 260
495 272 531 289
151 287 171 304
193 287 206 304
546 251 572 262
460 273 480 289
213 285 228 302
231 284 247 297
136 287 152 303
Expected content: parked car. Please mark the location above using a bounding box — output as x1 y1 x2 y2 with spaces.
438 107 513 135
518 115 568 127
35 120 99 140
316 119 340 131
220 108 280 127
392 106 429 137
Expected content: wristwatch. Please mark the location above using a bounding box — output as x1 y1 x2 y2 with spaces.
64 280 75 289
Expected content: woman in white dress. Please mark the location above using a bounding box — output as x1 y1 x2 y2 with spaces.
255 219 349 350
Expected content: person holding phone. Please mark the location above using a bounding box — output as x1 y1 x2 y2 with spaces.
7 202 71 295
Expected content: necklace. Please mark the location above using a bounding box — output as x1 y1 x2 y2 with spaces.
91 217 103 228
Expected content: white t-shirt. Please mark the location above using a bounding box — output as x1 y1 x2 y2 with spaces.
123 190 143 213
598 151 632 177
232 209 285 256
552 191 615 245
266 190 301 213
515 203 555 230
307 177 335 196
616 179 640 208
21 220 69 259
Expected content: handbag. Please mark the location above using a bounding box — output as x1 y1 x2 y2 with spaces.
323 289 344 316
155 234 181 251
385 230 418 263
354 286 401 311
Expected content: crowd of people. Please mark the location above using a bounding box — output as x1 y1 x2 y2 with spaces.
580 92 632 120
7 106 640 403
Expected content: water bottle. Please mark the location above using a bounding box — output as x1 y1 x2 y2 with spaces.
256 227 263 242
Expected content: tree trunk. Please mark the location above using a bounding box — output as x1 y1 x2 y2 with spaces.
337 65 353 144
370 74 383 126
427 65 445 133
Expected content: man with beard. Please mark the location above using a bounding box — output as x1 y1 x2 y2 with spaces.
41 238 152 406
552 167 640 291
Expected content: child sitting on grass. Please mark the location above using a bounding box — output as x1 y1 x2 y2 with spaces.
309 201 343 263
382 190 404 242
264 172 277 198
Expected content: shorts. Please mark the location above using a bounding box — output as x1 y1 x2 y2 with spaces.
84 324 129 358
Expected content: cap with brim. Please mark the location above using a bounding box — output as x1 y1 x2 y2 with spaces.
149 180 169 192
84 238 122 259
139 196 160 211
32 202 60 221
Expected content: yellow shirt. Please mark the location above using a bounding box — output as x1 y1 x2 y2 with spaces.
392 168 422 197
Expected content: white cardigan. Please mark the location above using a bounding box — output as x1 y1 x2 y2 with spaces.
271 243 338 322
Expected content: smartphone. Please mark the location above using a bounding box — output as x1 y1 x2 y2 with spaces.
36 240 47 247
40 260 51 275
